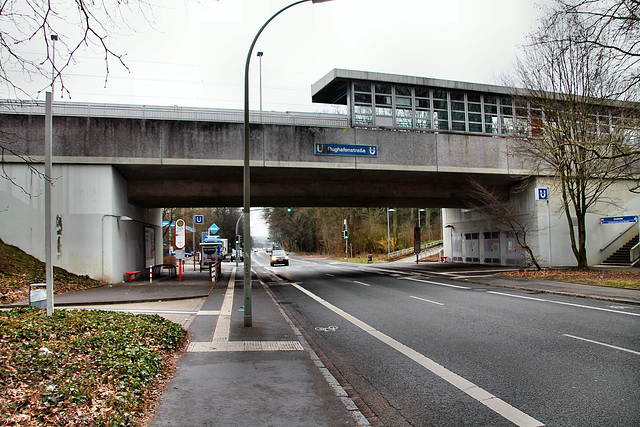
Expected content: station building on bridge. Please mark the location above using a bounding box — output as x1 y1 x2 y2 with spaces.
312 69 639 268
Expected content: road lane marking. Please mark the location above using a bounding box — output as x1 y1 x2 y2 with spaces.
562 334 640 356
354 281 371 287
326 273 335 277
292 284 545 427
401 277 471 289
410 296 444 306
487 291 640 317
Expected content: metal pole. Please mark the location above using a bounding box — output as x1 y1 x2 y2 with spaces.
387 208 391 260
193 217 196 271
235 213 243 268
244 0 318 327
44 92 53 316
344 218 348 262
547 199 552 268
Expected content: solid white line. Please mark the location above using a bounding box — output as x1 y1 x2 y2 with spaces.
562 334 640 356
354 281 371 287
292 284 545 427
326 273 335 277
402 277 471 289
487 291 640 317
410 296 444 306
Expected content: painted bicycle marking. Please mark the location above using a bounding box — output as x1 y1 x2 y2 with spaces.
315 326 339 332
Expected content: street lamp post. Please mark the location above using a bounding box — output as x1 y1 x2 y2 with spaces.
45 33 58 316
243 0 334 327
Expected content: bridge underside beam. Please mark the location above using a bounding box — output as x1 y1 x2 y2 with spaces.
119 165 523 208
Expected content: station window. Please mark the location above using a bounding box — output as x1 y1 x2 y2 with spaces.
415 87 431 129
467 93 482 133
375 84 393 126
433 90 449 131
484 95 498 134
451 92 466 132
395 86 413 128
500 97 515 134
353 82 373 126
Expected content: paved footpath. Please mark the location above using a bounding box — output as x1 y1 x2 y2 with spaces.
61 266 367 427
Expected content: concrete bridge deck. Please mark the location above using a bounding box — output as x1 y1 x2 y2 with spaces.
1 101 525 208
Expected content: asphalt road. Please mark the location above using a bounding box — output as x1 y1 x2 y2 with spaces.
252 252 640 426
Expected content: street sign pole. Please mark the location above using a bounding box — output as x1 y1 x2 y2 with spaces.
546 199 552 269
535 188 552 268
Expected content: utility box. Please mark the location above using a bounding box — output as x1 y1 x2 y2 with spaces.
29 284 47 309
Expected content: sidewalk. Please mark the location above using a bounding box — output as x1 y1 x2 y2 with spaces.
149 266 363 426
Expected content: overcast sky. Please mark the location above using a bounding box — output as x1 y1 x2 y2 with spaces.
8 0 550 113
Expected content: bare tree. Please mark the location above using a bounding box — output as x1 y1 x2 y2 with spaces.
468 179 542 270
512 5 640 268
0 0 155 191
548 0 640 91
0 0 156 99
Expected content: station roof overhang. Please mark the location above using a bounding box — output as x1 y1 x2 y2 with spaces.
311 69 517 105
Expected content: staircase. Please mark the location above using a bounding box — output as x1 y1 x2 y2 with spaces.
602 235 639 266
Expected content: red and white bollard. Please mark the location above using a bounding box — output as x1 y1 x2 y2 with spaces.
149 266 153 283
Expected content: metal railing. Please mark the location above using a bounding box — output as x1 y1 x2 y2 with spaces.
0 99 349 128
388 240 443 260
599 222 638 252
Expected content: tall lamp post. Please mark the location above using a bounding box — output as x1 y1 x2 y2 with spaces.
243 0 334 327
45 33 58 316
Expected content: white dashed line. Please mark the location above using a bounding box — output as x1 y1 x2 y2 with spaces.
410 296 444 306
401 277 471 289
562 334 640 356
487 291 640 316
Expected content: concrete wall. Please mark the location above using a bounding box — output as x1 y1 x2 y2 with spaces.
442 178 640 267
0 164 162 283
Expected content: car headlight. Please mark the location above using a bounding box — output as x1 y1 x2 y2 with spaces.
271 256 277 262
284 256 289 260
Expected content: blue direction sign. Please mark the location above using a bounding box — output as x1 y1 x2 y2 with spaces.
314 143 378 157
600 215 638 224
208 223 220 234
194 215 204 224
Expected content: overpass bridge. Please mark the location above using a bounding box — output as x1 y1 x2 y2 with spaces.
1 68 636 282
0 97 524 209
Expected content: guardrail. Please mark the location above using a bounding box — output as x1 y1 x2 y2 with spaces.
388 240 442 260
0 99 349 128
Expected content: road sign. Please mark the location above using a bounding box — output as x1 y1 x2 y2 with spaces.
314 143 378 157
175 218 186 249
600 215 638 224
535 187 549 201
208 223 220 234
194 215 204 224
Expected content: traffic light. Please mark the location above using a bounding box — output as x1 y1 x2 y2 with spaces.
287 207 292 212
342 230 348 239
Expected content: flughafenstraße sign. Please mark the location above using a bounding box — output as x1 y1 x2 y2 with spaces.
314 143 378 157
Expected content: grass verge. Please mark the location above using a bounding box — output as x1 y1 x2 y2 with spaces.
0 307 187 426
0 238 104 305
497 269 640 290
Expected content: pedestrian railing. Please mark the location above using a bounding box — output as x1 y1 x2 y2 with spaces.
388 240 442 260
